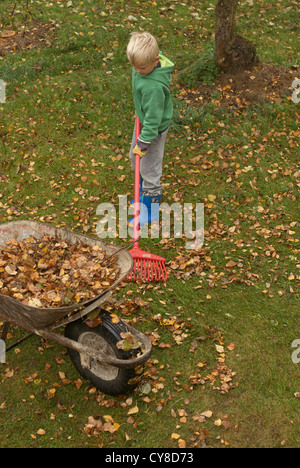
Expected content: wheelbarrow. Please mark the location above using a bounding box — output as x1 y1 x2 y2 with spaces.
0 221 152 396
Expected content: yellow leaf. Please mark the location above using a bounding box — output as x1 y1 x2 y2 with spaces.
127 405 139 415
178 439 186 448
113 422 120 431
111 313 120 324
214 419 222 426
215 344 224 353
201 410 212 418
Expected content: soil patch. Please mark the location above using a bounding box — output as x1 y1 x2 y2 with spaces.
0 21 56 56
177 63 298 111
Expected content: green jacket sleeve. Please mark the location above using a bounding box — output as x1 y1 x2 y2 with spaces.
139 88 165 143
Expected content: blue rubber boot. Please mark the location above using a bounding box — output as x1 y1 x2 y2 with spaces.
128 193 161 228
139 193 161 226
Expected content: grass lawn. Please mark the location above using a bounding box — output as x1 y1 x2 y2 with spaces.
0 0 299 448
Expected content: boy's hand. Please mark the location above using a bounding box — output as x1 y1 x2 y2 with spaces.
133 137 151 158
133 145 147 158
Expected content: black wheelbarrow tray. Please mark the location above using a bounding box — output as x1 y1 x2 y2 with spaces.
0 221 152 396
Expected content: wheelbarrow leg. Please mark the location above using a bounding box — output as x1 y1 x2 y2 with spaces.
1 322 10 341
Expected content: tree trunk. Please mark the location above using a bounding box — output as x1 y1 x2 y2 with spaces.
214 0 258 72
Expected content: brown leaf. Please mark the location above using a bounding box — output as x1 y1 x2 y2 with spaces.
1 30 16 38
225 260 237 268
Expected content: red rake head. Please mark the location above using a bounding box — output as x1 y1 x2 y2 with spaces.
126 247 168 283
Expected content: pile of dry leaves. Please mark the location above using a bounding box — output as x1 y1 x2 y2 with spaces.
0 235 120 308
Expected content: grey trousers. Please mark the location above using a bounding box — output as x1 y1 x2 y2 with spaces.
129 118 169 196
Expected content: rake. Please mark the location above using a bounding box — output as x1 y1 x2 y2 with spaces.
127 116 168 283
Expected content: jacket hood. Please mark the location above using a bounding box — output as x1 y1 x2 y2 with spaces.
133 52 174 87
149 53 174 86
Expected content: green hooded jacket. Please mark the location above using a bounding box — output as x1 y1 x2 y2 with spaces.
132 53 174 143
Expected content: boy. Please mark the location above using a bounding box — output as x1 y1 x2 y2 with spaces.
126 32 174 226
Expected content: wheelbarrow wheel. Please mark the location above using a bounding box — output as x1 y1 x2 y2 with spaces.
64 311 143 396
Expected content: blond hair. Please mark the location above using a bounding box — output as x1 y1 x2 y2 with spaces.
127 32 159 66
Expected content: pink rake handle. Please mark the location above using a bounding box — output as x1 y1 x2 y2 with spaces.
126 114 168 283
133 116 141 248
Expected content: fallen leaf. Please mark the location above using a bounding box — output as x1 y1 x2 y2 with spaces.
214 418 222 426
1 30 16 38
127 405 139 415
201 410 213 418
225 260 237 268
178 439 186 448
4 265 17 276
